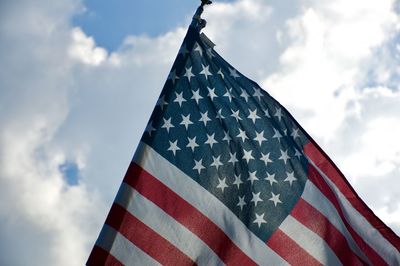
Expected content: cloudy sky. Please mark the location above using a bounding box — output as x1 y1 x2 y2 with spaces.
0 0 399 265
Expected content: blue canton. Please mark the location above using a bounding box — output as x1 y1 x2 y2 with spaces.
141 27 310 242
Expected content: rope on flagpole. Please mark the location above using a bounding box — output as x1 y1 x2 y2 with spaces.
192 0 212 30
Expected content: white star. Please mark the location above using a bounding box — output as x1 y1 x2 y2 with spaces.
207 87 218 101
178 44 188 56
228 152 239 164
145 121 155 136
260 152 273 166
240 89 250 102
211 155 223 170
251 192 263 207
233 174 243 189
284 171 297 186
242 149 255 163
264 109 271 118
217 69 224 79
279 149 290 164
265 172 278 186
247 171 259 185
247 109 260 123
186 137 199 151
194 43 203 56
274 107 283 121
223 88 234 102
253 130 267 146
168 69 179 84
269 192 282 207
184 66 195 82
272 128 283 142
237 196 246 210
291 128 300 139
236 128 249 142
253 213 267 228
168 140 181 155
161 117 174 133
295 149 303 159
231 110 242 122
191 89 203 104
174 92 186 107
180 114 193 129
222 131 232 144
253 88 263 101
205 133 218 148
229 67 240 78
216 178 228 192
216 109 225 120
199 111 212 126
193 159 205 174
200 64 212 80
156 95 168 110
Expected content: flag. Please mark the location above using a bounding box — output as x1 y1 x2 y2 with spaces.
87 7 400 266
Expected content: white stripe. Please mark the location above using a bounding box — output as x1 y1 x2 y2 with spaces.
115 183 225 266
307 158 400 265
302 181 371 264
280 215 342 265
96 224 161 266
134 142 288 266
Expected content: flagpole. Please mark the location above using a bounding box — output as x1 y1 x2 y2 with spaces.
192 0 212 30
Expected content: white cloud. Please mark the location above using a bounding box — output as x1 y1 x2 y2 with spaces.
0 1 106 265
0 0 399 265
262 0 398 140
324 87 400 231
69 27 108 66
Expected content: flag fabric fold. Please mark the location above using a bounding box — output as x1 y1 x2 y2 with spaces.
87 13 400 266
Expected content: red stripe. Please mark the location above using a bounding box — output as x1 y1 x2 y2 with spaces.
305 142 400 251
124 162 257 266
86 246 123 266
106 203 195 266
307 164 387 265
267 229 322 266
292 198 366 265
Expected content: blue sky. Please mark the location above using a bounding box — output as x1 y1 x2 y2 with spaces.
73 0 196 50
0 0 400 265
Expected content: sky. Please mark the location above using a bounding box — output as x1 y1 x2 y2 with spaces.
0 0 399 265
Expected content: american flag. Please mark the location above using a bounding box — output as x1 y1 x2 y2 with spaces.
87 11 400 266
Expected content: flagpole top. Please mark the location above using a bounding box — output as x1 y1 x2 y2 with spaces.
201 0 212 7
192 0 212 30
